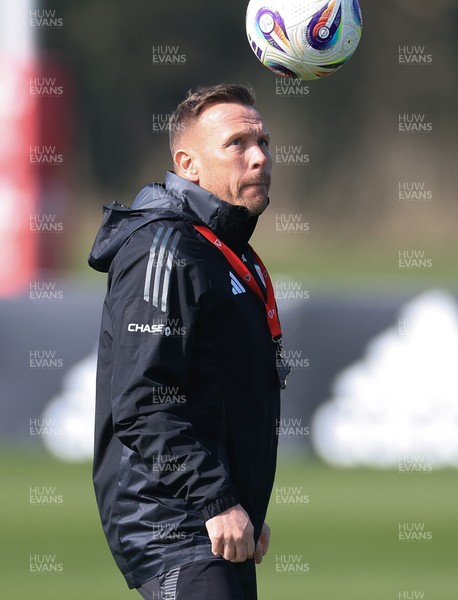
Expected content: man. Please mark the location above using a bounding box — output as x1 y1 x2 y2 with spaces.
89 83 289 599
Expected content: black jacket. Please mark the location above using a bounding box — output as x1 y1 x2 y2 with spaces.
89 172 282 588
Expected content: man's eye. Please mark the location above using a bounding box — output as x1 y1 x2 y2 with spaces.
230 139 241 146
259 138 270 147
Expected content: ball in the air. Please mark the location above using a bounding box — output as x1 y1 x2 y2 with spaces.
246 0 363 80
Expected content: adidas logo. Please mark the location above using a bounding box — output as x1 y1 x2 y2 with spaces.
230 271 246 295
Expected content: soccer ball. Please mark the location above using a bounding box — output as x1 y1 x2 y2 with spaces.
246 0 363 80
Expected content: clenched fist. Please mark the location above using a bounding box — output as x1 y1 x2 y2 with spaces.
205 504 255 563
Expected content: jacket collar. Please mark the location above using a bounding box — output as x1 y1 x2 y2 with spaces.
164 171 259 251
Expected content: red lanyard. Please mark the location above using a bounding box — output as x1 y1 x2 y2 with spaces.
193 224 282 341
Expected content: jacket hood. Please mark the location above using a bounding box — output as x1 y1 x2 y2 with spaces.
88 172 260 273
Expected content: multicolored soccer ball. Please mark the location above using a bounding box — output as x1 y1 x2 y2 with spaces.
246 0 363 80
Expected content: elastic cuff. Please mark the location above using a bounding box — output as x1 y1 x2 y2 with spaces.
197 493 240 522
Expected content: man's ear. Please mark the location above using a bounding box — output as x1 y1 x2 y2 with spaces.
174 149 199 183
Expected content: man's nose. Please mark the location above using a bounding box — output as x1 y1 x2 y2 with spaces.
248 143 270 170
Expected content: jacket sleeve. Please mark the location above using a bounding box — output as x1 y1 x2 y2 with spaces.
107 224 239 521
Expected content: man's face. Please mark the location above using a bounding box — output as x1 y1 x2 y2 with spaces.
176 102 272 216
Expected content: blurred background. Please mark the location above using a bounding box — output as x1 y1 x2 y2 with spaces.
1 0 457 598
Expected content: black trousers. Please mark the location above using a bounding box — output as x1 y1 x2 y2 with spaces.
137 557 257 600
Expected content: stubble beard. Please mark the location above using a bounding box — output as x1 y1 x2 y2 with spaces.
240 193 269 216
201 174 271 216
236 172 271 216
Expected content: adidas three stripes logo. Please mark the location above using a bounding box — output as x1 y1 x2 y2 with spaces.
143 227 251 308
230 271 246 295
143 227 182 311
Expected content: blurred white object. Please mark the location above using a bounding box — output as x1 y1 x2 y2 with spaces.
0 0 35 57
0 0 39 295
41 350 97 461
312 289 458 468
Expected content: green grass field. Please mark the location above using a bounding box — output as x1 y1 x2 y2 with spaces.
1 451 456 599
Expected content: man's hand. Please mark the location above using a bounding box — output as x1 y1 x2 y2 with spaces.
205 504 255 563
254 522 270 564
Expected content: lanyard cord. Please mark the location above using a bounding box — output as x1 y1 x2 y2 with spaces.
193 224 282 340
